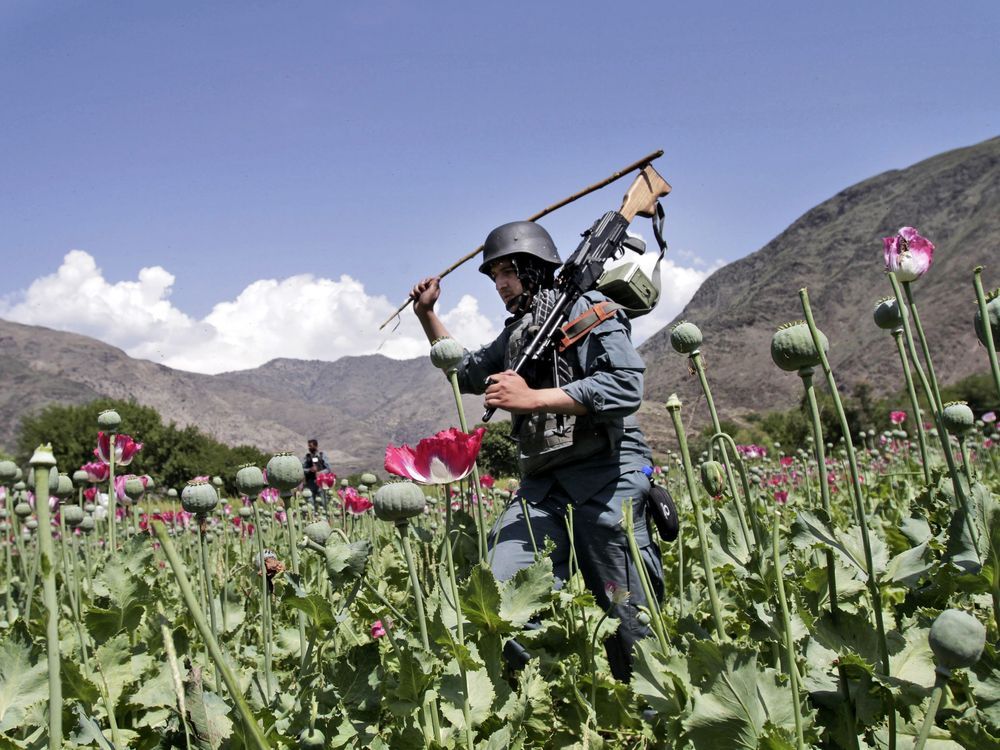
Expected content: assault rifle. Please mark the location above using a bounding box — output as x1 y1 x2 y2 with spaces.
482 164 671 422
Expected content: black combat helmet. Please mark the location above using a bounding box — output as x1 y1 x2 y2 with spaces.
478 221 562 276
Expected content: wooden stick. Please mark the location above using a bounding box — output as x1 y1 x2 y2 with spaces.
378 149 664 329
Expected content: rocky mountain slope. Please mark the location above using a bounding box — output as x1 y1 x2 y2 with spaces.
637 136 1000 451
1 137 997 468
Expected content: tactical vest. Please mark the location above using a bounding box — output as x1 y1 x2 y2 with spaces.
506 290 611 476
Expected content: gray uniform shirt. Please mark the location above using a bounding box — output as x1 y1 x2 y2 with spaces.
455 291 652 506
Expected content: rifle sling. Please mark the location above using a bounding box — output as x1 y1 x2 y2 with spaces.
557 301 625 352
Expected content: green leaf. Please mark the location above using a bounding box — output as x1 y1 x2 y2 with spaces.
0 634 47 733
330 642 382 712
59 656 100 706
388 644 436 716
70 704 116 750
498 556 553 628
683 646 799 750
478 726 512 750
282 590 336 629
185 666 233 750
440 667 495 730
884 541 934 588
792 510 888 581
630 637 683 715
93 633 154 711
497 660 551 744
130 662 179 710
461 563 507 634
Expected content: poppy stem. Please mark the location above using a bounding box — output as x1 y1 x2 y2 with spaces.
973 267 1000 402
890 329 932 486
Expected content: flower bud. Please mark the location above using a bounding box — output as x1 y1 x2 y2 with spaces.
873 296 903 331
699 461 726 497
669 321 703 355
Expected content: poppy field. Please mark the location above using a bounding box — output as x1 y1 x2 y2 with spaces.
2 229 1000 749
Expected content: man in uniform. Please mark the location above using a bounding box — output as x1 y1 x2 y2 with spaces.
410 220 662 679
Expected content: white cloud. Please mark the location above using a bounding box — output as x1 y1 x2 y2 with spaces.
0 250 499 374
628 256 725 343
0 248 720 373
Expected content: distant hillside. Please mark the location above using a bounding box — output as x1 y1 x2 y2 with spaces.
636 136 1000 452
2 137 997 468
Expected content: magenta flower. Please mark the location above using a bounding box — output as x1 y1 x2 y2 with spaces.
371 620 387 639
774 490 789 505
883 226 934 282
479 473 496 489
316 471 337 489
95 432 143 466
983 411 997 424
81 461 109 483
779 456 794 468
384 427 486 484
890 410 907 425
338 486 373 515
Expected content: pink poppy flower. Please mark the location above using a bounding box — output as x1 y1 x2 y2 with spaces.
983 411 997 424
316 471 337 489
371 620 387 639
774 490 789 505
779 456 794 468
81 461 109 483
384 427 486 485
95 432 143 466
338 487 373 515
883 227 934 282
479 473 495 489
890 410 907 425
259 487 280 504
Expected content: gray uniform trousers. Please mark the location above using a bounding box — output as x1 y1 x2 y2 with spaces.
488 468 664 680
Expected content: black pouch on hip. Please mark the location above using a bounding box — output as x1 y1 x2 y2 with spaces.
646 484 679 542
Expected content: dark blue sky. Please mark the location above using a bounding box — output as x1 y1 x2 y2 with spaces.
1 1 997 371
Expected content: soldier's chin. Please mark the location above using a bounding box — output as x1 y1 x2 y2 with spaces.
504 293 527 314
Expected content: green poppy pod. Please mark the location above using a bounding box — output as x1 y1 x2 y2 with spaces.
97 409 121 429
357 485 368 493
298 728 326 750
303 520 333 546
167 488 178 498
665 393 682 412
238 506 253 519
80 516 95 533
124 476 146 501
181 481 219 516
0 522 8 533
872 297 904 330
373 482 427 523
55 473 74 500
670 321 703 355
360 473 377 486
770 321 828 372
700 461 726 497
430 337 465 372
72 469 89 488
340 478 349 487
212 476 224 488
25 519 38 531
941 402 975 435
63 505 85 527
301 488 313 500
929 609 986 675
0 460 17 484
974 288 1000 349
266 453 304 493
14 502 32 519
235 464 265 499
84 502 96 513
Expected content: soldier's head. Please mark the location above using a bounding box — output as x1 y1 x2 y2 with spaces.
478 221 561 313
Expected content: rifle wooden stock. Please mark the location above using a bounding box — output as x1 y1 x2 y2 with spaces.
619 165 671 223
